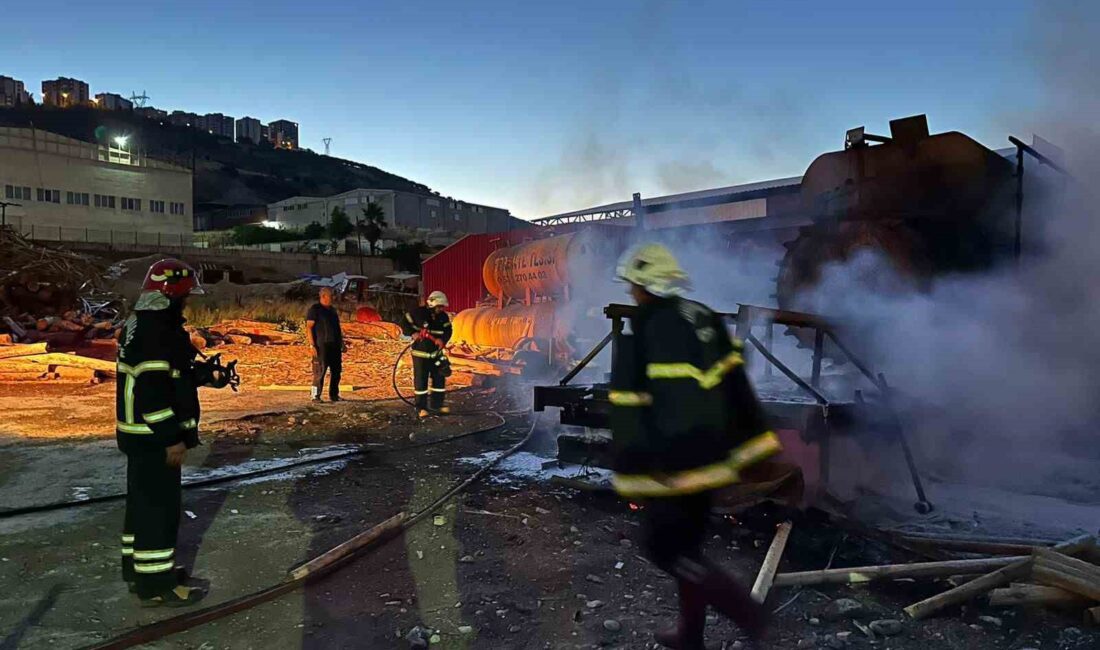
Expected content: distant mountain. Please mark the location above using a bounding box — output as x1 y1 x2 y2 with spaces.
0 106 434 206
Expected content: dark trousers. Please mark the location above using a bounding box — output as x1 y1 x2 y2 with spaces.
311 344 342 399
643 490 767 639
121 449 182 598
413 356 446 410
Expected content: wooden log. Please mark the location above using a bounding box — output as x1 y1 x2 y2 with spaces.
773 557 1024 588
0 334 13 346
225 334 253 345
904 534 1095 620
288 512 408 581
0 342 48 359
1032 548 1100 601
988 583 1092 608
751 521 793 603
8 352 116 373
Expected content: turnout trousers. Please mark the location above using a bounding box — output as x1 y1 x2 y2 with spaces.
311 343 342 400
412 355 446 410
120 449 183 598
643 490 767 641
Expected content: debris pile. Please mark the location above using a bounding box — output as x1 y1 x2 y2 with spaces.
0 229 123 347
188 319 302 349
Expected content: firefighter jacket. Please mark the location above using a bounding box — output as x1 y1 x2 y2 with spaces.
609 297 781 498
115 292 201 452
404 306 452 360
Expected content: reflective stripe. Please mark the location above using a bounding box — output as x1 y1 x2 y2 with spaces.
117 421 154 434
134 560 175 574
411 350 438 359
429 387 446 393
646 351 743 390
171 369 181 378
608 390 652 407
414 390 429 395
124 374 136 424
121 534 135 543
612 430 782 498
143 408 175 423
428 330 446 335
133 548 174 561
121 548 133 556
180 418 198 430
729 431 783 471
116 360 172 376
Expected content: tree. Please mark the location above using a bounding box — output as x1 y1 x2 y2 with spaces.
303 221 325 240
327 206 353 251
358 202 387 255
385 241 431 273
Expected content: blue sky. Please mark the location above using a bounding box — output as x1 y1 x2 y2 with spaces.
1 0 1047 218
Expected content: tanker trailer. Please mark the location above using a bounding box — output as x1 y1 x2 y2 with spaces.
449 230 620 376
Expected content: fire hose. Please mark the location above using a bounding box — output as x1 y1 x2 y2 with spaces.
391 341 490 417
83 413 540 650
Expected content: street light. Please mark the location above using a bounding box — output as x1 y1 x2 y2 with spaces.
113 135 129 147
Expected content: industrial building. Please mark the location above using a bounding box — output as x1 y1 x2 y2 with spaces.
0 127 193 243
267 188 519 235
41 77 90 107
0 75 32 107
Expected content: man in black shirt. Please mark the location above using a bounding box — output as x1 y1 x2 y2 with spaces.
306 287 344 402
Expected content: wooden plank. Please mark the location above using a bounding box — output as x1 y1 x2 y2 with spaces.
904 534 1095 620
988 583 1091 608
289 512 407 580
0 342 48 359
773 557 1024 588
258 384 366 392
897 536 1048 556
751 521 793 603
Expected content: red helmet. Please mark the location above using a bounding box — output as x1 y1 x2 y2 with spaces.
142 259 205 299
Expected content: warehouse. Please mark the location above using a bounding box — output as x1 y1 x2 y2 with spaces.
0 127 192 243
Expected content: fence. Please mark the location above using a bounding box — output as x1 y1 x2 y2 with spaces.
17 224 195 248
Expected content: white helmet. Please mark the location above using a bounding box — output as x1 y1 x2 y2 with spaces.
615 243 691 297
426 290 449 308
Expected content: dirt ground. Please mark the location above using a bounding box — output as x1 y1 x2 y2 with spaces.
1 387 1098 650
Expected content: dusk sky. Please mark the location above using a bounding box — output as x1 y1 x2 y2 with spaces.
1 0 1057 218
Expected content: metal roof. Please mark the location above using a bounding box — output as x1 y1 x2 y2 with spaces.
532 176 803 224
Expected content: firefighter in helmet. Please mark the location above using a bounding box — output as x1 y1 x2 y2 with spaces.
609 243 781 648
404 290 452 417
116 259 207 607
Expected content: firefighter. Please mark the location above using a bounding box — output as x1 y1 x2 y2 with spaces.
116 259 206 607
609 243 781 649
404 290 452 418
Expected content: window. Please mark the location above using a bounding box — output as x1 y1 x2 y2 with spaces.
4 185 12 199
79 193 89 206
150 200 165 214
37 188 60 203
285 204 295 211
121 197 141 211
430 209 437 219
95 194 117 209
170 202 185 215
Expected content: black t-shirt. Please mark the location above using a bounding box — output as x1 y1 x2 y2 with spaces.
306 303 342 348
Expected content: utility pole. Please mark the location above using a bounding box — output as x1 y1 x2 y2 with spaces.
354 211 364 275
323 138 332 156
0 201 21 229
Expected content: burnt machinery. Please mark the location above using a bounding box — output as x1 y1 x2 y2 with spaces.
534 303 934 513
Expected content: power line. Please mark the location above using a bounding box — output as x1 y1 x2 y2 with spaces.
322 137 332 156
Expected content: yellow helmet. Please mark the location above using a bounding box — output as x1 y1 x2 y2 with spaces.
426 290 449 308
615 243 691 297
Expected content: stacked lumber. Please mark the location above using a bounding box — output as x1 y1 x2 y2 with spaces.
197 319 300 347
341 321 404 341
0 339 115 384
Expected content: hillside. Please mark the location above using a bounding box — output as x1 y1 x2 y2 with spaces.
0 106 433 206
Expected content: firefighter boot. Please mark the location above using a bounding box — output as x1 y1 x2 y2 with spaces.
418 409 430 419
672 557 768 639
140 584 207 608
654 579 707 649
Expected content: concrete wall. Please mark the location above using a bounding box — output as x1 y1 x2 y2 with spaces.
0 127 192 238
